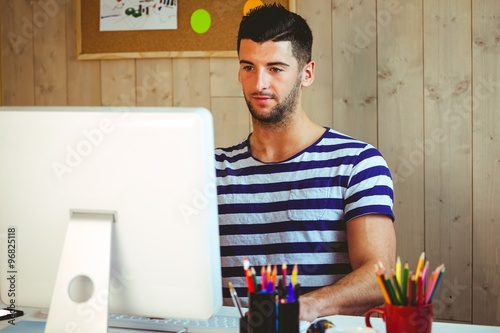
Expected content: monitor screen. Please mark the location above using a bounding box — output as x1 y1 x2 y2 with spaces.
0 107 222 326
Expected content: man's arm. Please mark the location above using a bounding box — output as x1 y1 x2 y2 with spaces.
299 214 396 322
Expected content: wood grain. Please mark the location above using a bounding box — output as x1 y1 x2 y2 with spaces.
472 0 500 325
423 0 472 322
377 0 425 277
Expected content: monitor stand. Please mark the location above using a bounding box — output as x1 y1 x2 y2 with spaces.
45 210 116 333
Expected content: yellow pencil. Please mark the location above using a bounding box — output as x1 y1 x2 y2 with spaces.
415 252 425 277
291 263 298 286
396 256 402 285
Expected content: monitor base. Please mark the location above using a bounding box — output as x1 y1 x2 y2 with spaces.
45 210 115 333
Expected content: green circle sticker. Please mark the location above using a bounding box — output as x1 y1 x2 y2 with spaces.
191 9 211 34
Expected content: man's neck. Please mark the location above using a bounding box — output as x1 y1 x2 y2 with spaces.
249 113 325 163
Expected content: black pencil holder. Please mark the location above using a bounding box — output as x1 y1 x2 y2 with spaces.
240 316 249 333
248 292 277 333
278 301 299 333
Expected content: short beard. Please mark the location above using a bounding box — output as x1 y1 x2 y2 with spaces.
245 76 302 128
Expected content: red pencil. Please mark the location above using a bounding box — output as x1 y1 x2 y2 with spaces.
282 263 287 286
243 257 255 292
407 271 413 306
416 271 423 304
246 269 255 292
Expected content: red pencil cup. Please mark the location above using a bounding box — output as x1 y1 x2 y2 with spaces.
365 303 433 333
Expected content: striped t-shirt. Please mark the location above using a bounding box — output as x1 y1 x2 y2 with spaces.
215 128 395 305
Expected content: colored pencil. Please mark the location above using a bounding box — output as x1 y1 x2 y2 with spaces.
375 264 391 304
424 269 439 304
392 275 405 305
415 252 425 277
243 257 255 292
385 274 400 305
407 271 414 306
287 281 296 303
416 271 423 304
291 263 298 286
373 254 445 307
402 262 409 302
428 264 445 303
411 274 417 306
245 268 255 292
272 265 277 287
282 263 287 286
260 266 267 291
396 256 402 286
393 273 406 305
421 260 429 292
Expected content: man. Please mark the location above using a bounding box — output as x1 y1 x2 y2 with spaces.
215 3 396 322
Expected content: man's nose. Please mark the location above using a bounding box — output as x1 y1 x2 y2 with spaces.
254 69 270 91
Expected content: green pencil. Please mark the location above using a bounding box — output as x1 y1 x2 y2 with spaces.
402 262 409 303
411 275 417 306
385 275 400 305
393 274 407 305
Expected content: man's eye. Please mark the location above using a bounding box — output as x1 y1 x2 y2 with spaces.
242 66 253 71
271 67 283 73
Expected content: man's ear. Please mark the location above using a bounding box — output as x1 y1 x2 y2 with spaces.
302 61 315 87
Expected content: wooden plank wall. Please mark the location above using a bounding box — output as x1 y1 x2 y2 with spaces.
472 0 500 324
1 0 500 326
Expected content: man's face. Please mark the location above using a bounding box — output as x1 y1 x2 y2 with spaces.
238 39 305 125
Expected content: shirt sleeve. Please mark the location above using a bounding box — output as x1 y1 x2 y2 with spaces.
343 144 395 223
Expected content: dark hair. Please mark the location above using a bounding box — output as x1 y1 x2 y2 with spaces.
237 3 313 67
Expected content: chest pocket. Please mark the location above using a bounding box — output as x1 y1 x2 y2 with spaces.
287 181 331 221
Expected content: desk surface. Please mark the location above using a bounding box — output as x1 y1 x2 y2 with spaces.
1 306 499 333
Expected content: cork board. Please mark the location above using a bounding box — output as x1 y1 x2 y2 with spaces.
77 0 295 59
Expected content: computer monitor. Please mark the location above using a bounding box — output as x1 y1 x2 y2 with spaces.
0 106 222 332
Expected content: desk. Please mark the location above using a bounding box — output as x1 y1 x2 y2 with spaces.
0 307 136 333
1 306 499 332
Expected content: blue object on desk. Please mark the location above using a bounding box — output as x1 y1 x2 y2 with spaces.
0 321 45 332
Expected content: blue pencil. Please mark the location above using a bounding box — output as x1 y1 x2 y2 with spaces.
428 264 445 303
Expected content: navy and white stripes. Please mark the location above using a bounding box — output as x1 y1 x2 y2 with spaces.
215 128 395 306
